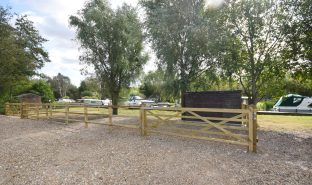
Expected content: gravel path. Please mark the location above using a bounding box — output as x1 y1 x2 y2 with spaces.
0 115 311 185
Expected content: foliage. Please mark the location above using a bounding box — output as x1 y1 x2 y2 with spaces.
221 0 288 104
0 6 49 109
139 70 163 100
256 101 276 111
141 0 215 98
70 0 147 114
48 73 71 98
281 0 312 79
28 80 55 102
78 76 106 99
67 85 80 100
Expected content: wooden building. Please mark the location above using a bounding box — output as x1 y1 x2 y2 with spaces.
17 93 41 104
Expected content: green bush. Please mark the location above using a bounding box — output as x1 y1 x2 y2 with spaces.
257 101 276 111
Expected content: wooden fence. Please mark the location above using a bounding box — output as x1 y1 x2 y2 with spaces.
4 103 257 152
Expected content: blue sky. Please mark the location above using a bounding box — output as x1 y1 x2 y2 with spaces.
1 0 221 86
0 0 157 86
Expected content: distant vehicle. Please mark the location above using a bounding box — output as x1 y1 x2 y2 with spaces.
101 98 111 106
57 98 75 103
273 94 312 113
126 96 155 107
77 99 103 106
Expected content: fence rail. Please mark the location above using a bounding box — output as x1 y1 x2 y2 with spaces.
4 102 257 152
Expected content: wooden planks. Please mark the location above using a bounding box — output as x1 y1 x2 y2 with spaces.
6 102 256 153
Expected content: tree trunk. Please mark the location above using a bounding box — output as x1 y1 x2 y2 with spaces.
111 92 118 115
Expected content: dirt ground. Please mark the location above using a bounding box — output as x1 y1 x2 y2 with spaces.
0 115 311 185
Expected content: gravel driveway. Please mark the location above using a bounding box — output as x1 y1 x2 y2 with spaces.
0 115 311 185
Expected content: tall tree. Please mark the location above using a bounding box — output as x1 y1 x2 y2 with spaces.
49 73 71 98
141 0 214 100
70 0 147 114
281 0 312 79
223 0 288 104
0 7 49 101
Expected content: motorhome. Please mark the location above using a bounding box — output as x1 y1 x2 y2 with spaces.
273 94 312 113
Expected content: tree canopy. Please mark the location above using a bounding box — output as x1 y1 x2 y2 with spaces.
70 0 147 114
0 6 49 105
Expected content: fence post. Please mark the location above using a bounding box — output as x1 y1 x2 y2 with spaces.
5 103 9 116
65 104 69 124
45 104 48 119
108 104 112 126
140 105 147 136
36 104 40 120
84 104 88 128
49 104 52 118
140 105 143 135
21 103 27 118
20 103 24 118
248 105 257 153
241 103 248 126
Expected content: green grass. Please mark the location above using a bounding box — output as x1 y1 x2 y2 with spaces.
43 106 312 132
258 115 312 132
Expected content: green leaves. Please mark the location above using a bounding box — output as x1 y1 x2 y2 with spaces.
142 0 213 97
70 0 146 106
0 6 49 102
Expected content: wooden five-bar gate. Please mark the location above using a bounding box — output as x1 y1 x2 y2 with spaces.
4 103 257 152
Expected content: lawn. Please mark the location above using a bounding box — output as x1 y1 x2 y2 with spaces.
257 115 312 132
37 106 312 132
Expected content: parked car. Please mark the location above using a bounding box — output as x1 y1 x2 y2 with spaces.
126 96 155 107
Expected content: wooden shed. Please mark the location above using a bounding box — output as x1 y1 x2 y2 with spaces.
182 90 242 124
17 93 41 104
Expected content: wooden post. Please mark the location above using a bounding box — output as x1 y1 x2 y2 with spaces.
20 103 24 118
65 104 69 124
241 103 248 126
84 104 88 128
248 105 257 153
49 104 52 118
108 104 112 126
140 106 147 136
140 105 144 135
20 103 28 119
45 104 49 119
36 104 40 119
5 103 9 116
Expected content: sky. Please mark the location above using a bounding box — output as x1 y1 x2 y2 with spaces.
0 0 156 86
1 0 222 86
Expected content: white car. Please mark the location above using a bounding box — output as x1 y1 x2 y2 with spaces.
127 96 155 107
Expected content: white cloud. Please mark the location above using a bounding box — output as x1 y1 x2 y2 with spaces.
6 0 155 86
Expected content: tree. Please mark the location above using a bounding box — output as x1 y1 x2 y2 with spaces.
141 0 214 100
70 0 147 114
223 0 288 104
78 76 106 99
28 80 55 103
281 0 312 79
139 70 164 101
50 73 71 98
0 7 49 102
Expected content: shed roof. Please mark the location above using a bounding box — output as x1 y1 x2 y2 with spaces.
17 93 41 98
